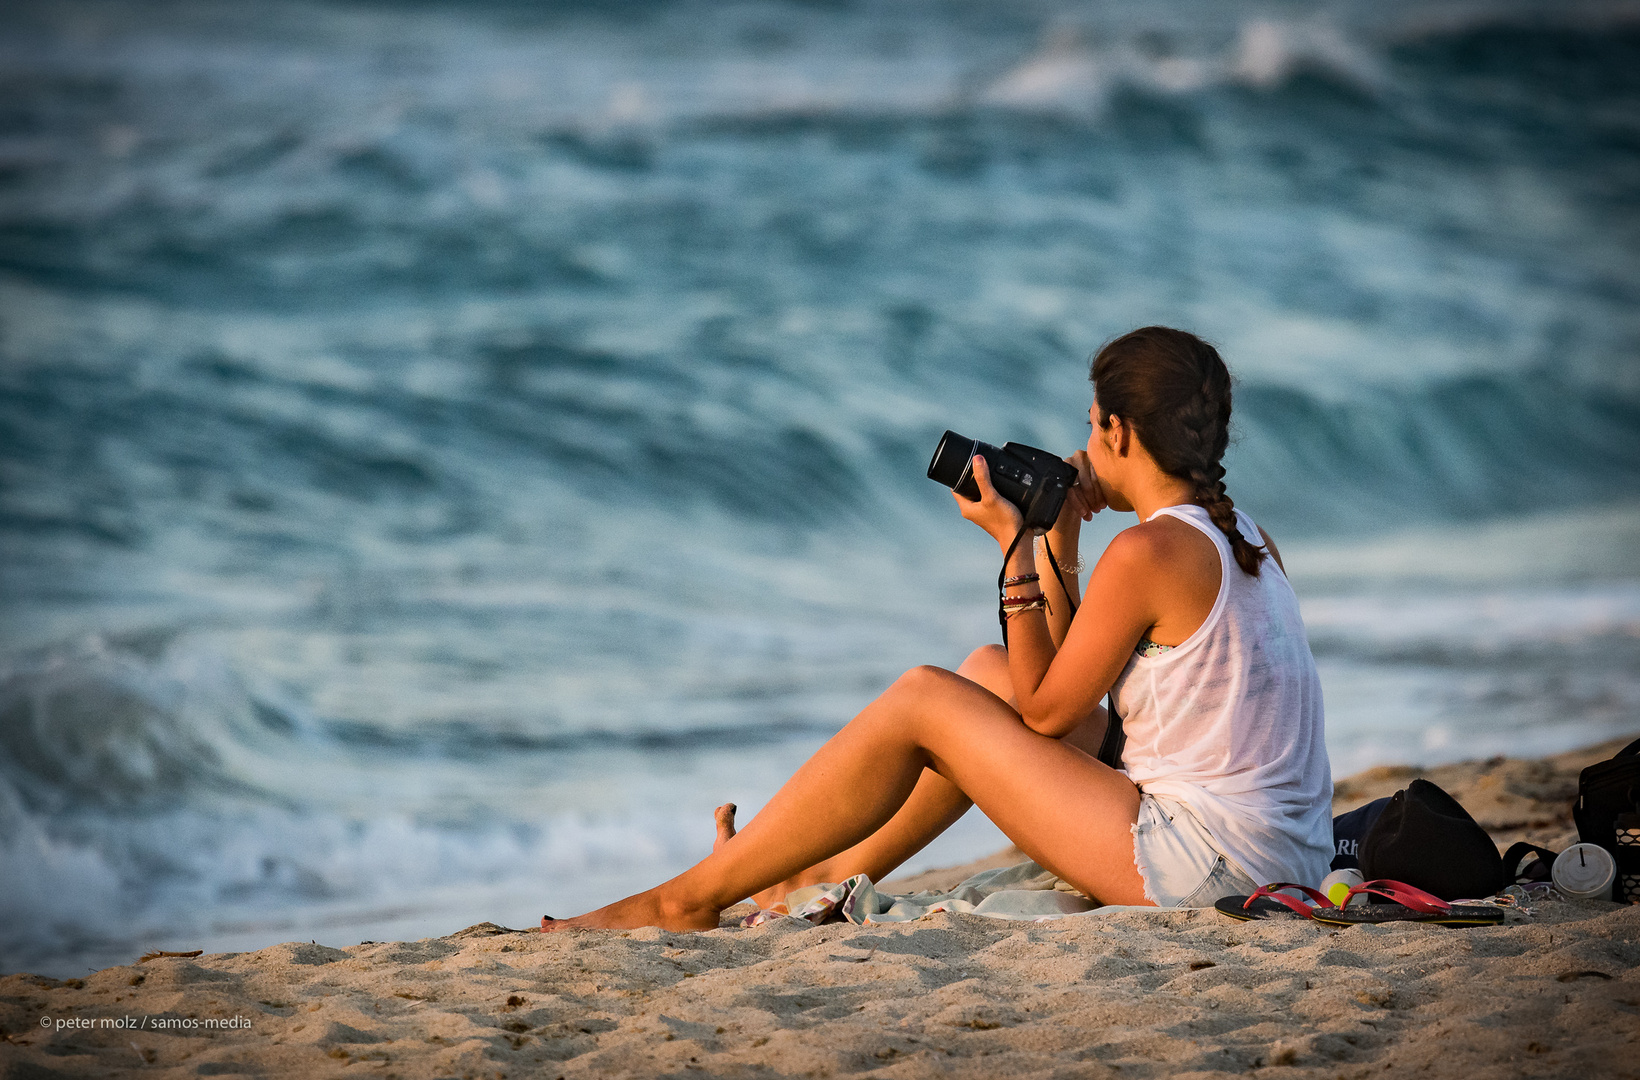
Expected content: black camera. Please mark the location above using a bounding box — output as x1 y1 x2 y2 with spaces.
927 430 1078 532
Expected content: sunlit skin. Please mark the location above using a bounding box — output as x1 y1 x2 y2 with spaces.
540 400 1283 931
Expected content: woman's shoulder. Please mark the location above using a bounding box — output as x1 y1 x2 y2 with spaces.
1104 515 1221 579
1117 513 1217 558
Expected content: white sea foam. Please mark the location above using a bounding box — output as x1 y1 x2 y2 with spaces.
1284 507 1640 773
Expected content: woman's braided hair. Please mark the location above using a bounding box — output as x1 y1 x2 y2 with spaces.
1090 326 1267 576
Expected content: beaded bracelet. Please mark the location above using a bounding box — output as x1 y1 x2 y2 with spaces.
1000 591 1046 608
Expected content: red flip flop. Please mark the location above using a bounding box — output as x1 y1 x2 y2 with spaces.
1308 879 1503 927
1214 882 1336 921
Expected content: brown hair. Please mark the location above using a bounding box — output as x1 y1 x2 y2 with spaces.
1090 326 1266 576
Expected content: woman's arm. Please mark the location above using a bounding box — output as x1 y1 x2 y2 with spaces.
957 455 1153 739
1035 537 1077 648
1010 530 1162 736
1020 514 1223 735
1258 525 1285 573
1036 450 1101 648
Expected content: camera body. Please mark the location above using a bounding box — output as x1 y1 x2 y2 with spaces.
927 430 1078 531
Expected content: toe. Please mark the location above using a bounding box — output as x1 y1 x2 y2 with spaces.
713 804 738 851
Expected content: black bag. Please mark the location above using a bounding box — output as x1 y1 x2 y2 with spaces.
1574 736 1640 902
1359 779 1504 902
1574 736 1640 851
1500 841 1558 884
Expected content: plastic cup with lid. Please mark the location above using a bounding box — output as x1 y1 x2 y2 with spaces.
1551 842 1616 900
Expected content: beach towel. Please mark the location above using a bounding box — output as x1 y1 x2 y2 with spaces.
740 859 1155 927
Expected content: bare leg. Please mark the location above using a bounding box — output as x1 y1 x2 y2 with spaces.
747 766 971 908
542 661 1146 932
750 645 1006 907
750 644 1112 907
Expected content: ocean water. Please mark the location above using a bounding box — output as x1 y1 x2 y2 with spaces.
1 0 1638 976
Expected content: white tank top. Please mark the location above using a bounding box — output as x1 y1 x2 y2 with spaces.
1111 504 1333 889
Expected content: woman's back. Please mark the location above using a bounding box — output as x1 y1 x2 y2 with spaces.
1113 504 1333 889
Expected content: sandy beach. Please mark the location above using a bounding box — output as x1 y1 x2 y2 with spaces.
4 736 1637 1080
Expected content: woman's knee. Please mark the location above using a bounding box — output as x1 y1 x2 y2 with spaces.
956 644 1006 676
877 665 972 725
955 644 1013 703
847 665 956 746
891 664 956 697
881 663 1010 735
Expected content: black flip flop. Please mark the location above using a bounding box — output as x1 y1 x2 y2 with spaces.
1307 880 1503 928
1214 882 1335 921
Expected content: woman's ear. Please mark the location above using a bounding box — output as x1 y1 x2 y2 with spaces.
1109 414 1129 457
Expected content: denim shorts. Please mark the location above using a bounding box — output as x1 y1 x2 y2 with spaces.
1130 792 1259 908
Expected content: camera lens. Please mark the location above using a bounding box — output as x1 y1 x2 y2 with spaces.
926 430 976 490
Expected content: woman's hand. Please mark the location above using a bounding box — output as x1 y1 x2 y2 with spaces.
1046 450 1104 547
954 454 1025 549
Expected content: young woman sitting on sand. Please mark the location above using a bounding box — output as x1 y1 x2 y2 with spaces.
543 326 1332 931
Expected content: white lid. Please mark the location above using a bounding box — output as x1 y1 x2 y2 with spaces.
1553 843 1615 893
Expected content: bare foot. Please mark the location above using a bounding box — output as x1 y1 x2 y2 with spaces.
712 803 737 853
751 879 793 910
539 805 746 932
751 862 838 911
540 887 721 933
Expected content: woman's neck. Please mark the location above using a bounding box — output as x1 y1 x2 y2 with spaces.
1118 471 1198 523
1095 420 1198 522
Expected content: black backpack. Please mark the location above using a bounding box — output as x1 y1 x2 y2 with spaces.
1575 736 1640 902
1359 779 1504 902
1575 736 1640 850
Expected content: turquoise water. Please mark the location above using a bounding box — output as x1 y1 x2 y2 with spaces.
1 0 1638 975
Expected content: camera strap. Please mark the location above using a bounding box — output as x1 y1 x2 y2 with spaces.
998 529 1081 646
997 525 1030 648
1038 534 1078 618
